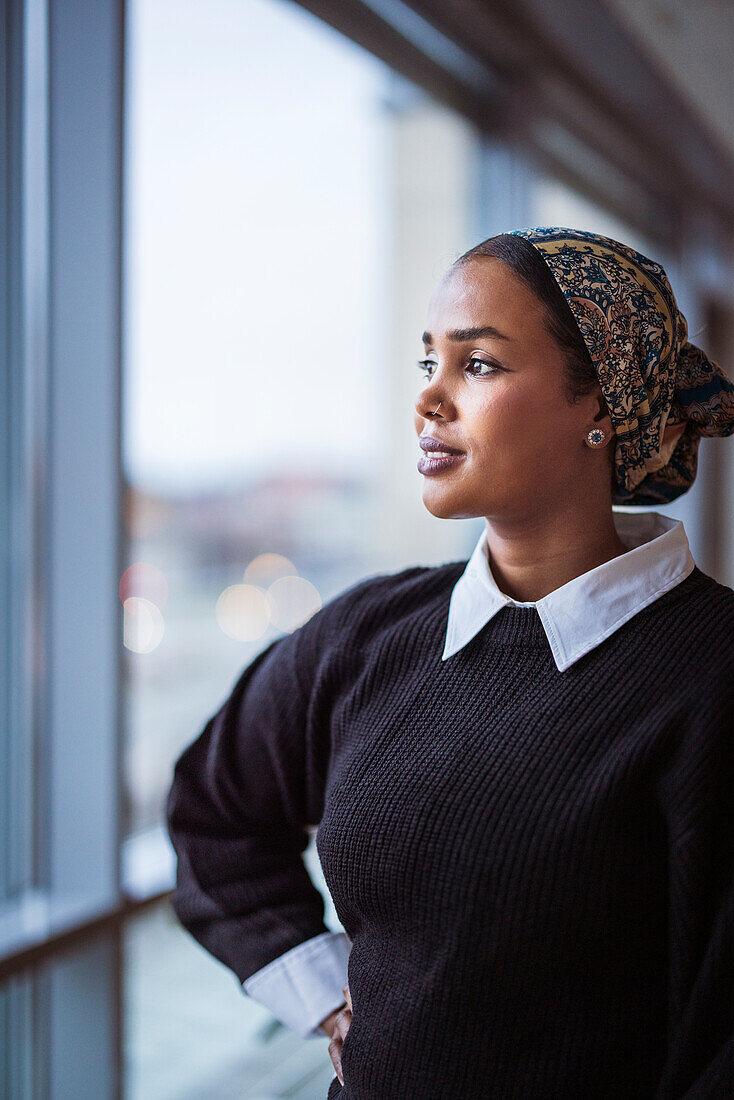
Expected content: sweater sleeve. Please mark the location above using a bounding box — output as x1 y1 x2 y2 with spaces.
165 598 350 1030
653 670 734 1099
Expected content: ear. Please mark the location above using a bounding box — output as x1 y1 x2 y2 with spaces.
590 389 614 437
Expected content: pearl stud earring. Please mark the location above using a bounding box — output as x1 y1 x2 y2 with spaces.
586 428 605 446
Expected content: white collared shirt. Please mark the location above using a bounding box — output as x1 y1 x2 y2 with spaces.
443 510 695 671
243 510 696 1037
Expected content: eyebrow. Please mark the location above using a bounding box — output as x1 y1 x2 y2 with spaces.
421 324 511 345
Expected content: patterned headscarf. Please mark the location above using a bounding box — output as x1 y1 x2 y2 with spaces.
510 226 734 506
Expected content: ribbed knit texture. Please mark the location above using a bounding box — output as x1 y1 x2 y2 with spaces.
167 561 734 1099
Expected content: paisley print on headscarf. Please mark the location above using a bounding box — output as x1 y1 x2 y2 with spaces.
510 226 734 506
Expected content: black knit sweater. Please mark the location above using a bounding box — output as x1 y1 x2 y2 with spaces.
167 561 734 1099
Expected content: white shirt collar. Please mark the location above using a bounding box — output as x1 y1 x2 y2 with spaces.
442 511 695 672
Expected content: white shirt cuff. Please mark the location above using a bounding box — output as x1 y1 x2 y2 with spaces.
242 930 352 1039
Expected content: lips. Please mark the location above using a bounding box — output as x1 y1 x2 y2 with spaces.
418 435 465 456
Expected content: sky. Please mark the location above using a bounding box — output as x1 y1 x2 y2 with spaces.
123 0 393 492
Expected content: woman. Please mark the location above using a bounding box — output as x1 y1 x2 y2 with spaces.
167 227 734 1098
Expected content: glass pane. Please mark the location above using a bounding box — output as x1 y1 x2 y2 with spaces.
125 900 339 1100
0 941 119 1100
122 0 482 1094
0 976 37 1100
121 0 481 844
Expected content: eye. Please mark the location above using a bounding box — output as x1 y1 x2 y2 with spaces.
466 356 500 376
416 356 502 381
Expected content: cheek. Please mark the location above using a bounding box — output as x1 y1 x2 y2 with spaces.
470 385 552 451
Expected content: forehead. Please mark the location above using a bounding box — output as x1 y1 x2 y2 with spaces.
425 257 543 329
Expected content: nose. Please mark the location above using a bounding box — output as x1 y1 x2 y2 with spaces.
415 385 448 423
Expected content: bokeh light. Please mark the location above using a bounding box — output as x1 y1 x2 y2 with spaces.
216 583 271 642
119 561 169 609
123 596 165 653
243 552 297 586
266 575 322 633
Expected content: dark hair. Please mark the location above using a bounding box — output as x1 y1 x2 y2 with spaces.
453 233 599 405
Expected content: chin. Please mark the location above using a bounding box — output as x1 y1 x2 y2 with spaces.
420 485 480 521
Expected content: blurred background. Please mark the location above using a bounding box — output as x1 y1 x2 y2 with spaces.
2 0 733 1096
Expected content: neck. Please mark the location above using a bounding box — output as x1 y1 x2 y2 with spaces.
483 507 629 603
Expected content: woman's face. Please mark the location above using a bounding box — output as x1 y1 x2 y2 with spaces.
413 256 607 522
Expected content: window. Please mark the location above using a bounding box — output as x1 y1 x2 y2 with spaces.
122 1 487 1093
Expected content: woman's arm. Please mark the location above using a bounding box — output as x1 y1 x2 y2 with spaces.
653 670 734 1098
166 607 345 1034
